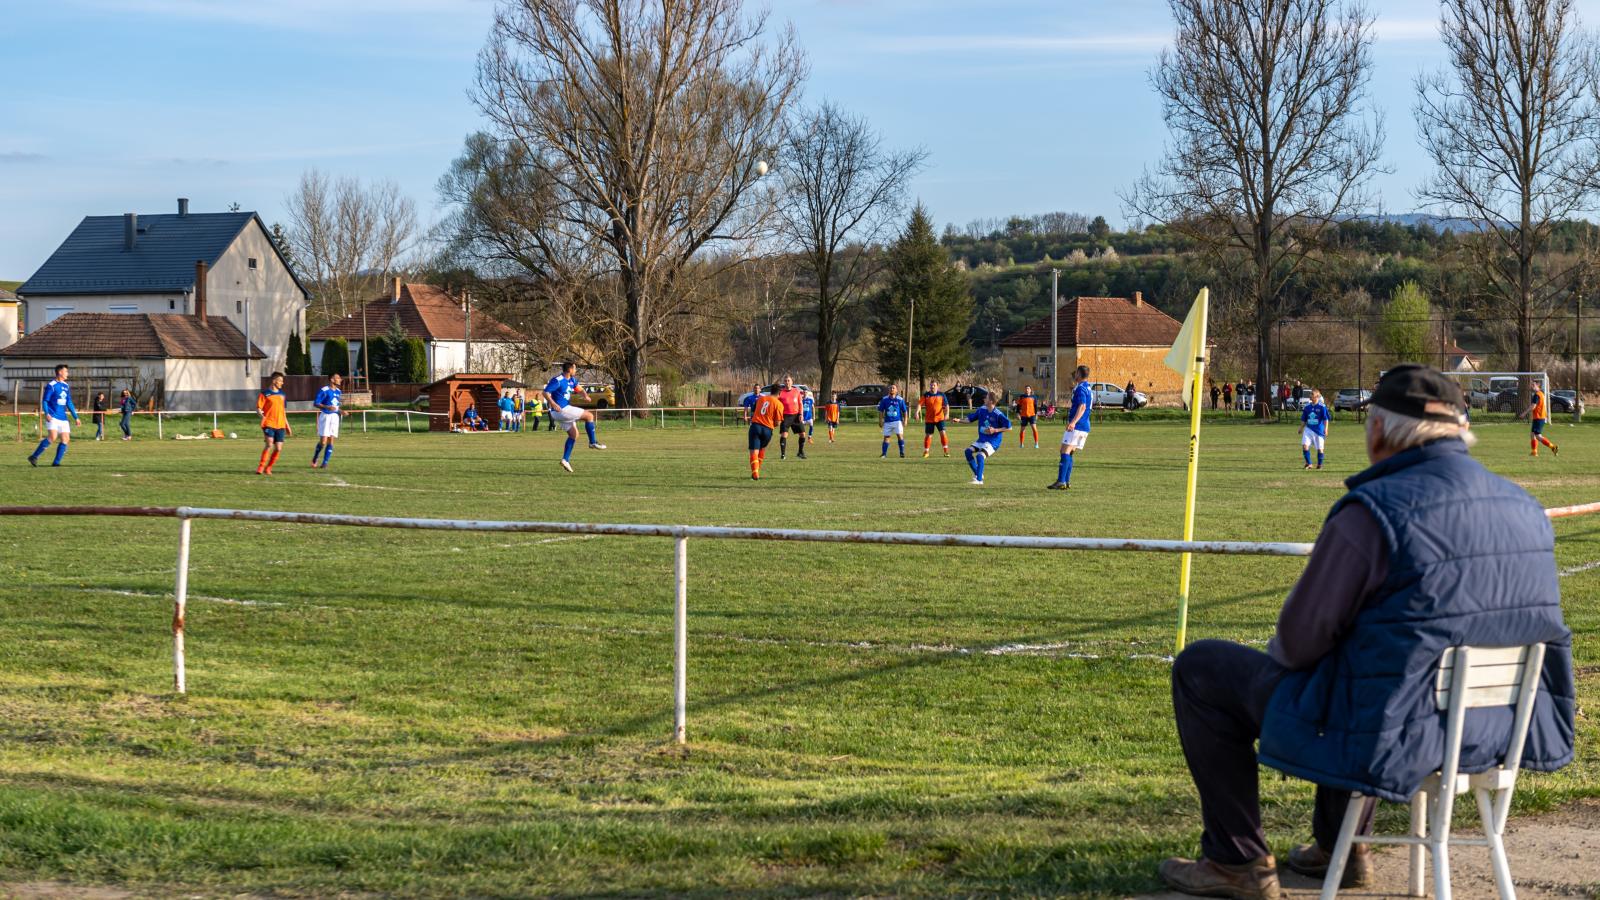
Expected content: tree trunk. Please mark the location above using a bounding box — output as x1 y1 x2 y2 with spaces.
623 266 648 409
815 268 836 401
1256 327 1273 421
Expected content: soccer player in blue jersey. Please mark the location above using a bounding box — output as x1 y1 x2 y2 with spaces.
963 391 1011 485
1298 389 1331 470
544 361 606 473
740 383 760 422
877 384 910 458
802 389 816 441
29 364 80 467
1048 365 1094 490
311 373 344 469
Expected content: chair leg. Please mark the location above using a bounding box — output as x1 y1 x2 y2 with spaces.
1320 793 1367 900
1410 791 1428 897
1476 787 1516 900
1433 838 1452 900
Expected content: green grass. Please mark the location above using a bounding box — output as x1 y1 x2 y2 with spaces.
1 415 1597 896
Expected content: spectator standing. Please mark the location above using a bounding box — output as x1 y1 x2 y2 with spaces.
1125 379 1137 411
1222 382 1233 410
117 390 136 441
1209 383 1220 410
92 392 108 440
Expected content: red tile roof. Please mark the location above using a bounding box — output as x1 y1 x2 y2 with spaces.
2 312 265 359
999 295 1182 348
310 283 527 343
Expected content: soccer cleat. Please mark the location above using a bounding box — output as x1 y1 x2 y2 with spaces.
256 466 264 475
1552 445 1560 456
311 461 320 469
798 451 807 459
752 472 759 480
1304 463 1313 470
1046 481 1069 490
27 455 37 467
970 478 984 485
560 459 573 473
1315 464 1322 470
589 442 606 450
922 450 930 458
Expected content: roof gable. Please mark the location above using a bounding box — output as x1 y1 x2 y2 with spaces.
18 211 308 299
999 295 1183 348
309 283 527 343
0 312 265 360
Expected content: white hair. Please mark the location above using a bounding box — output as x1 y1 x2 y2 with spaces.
1367 405 1476 451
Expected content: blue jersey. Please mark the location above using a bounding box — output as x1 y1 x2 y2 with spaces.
498 396 515 413
802 396 815 421
967 407 1012 448
43 380 76 421
741 393 757 411
545 375 578 409
1300 401 1330 437
1068 381 1093 432
314 385 342 414
877 395 909 423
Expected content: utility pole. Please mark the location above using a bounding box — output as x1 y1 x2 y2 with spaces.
1577 276 1585 424
1050 268 1060 407
905 296 915 394
465 289 473 373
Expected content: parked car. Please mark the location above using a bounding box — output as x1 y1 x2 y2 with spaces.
837 383 890 407
1554 390 1584 415
1333 388 1372 411
1086 381 1149 410
1488 388 1576 414
568 382 616 409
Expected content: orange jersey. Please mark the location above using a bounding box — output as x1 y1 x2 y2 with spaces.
920 392 948 423
1531 389 1548 420
1017 395 1037 417
257 390 287 429
751 395 784 428
823 402 839 424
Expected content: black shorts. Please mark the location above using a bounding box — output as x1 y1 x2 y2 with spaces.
261 427 287 443
924 420 947 435
780 413 805 435
748 423 773 451
1020 416 1037 427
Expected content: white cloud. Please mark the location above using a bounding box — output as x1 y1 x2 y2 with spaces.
1374 18 1439 43
871 32 1169 55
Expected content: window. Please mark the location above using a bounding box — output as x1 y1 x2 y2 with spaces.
108 305 138 314
44 306 73 323
168 299 176 310
248 257 258 270
236 301 243 314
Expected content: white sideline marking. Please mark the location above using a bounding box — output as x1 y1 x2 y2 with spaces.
66 587 335 610
1559 559 1600 577
320 476 513 496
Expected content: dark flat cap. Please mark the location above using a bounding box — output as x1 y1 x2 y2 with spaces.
1370 364 1466 423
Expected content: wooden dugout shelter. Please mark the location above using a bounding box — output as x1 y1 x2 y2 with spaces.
424 373 513 432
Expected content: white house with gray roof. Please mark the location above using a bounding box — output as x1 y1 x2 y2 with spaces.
13 198 309 371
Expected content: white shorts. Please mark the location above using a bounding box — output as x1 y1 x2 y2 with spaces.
969 439 999 456
882 421 904 437
1060 429 1088 450
317 412 341 438
1302 432 1325 451
46 416 71 434
551 403 586 425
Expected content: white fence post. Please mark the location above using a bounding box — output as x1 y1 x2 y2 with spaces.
212 411 218 432
660 409 665 429
405 410 412 433
674 533 688 744
362 410 368 433
157 411 164 440
173 517 192 694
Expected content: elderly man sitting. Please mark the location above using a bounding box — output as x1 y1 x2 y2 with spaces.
1160 365 1575 900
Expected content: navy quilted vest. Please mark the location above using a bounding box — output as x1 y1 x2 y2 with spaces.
1258 438 1575 803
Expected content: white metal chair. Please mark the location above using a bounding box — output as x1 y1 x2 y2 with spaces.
1320 643 1547 900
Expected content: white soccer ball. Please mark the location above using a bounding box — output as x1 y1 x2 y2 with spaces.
228 432 238 439
754 159 768 177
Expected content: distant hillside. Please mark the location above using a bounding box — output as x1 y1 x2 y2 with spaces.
1354 213 1488 233
0 280 21 292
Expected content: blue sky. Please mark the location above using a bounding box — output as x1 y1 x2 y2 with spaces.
4 0 1599 278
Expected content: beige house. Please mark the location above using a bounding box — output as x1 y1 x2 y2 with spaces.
13 199 309 370
0 289 17 350
998 293 1187 404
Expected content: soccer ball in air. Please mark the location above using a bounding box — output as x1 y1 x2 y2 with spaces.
754 160 768 177
228 432 238 439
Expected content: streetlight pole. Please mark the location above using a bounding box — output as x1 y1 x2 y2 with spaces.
905 296 915 393
1050 268 1060 408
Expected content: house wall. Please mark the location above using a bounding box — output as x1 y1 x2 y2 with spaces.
0 357 164 409
0 302 17 349
207 220 306 373
23 293 187 329
1001 345 1184 404
164 357 260 411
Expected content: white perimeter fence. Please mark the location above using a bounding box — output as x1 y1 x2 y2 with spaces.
6 501 1600 743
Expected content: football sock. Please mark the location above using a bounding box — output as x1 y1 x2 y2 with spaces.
584 420 597 444
1531 438 1538 452
30 438 49 460
266 448 279 471
563 436 576 461
1304 448 1312 466
924 436 932 452
259 447 273 470
1316 451 1324 467
781 436 788 455
313 443 324 463
798 434 806 453
1059 452 1073 485
965 447 977 475
940 433 949 452
1539 436 1555 449
750 450 760 478
53 442 67 465
322 445 333 466
897 438 905 457
1031 425 1039 445
974 453 985 481
881 440 889 457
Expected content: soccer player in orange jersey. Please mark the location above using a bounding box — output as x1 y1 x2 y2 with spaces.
823 394 841 443
1014 386 1040 448
920 380 951 457
1522 383 1559 457
747 385 785 479
256 371 292 475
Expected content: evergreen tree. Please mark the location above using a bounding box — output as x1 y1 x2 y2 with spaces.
285 329 310 376
401 337 428 383
373 314 409 382
321 337 350 377
870 204 974 389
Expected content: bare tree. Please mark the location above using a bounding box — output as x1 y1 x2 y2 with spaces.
472 0 806 407
1126 0 1383 417
284 170 419 325
775 103 925 400
1416 0 1600 402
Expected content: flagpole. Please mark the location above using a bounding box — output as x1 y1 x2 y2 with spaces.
1175 287 1209 653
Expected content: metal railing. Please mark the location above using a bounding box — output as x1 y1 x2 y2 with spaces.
4 501 1594 743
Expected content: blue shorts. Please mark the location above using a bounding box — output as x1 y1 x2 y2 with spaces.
1020 416 1037 426
1532 418 1546 435
262 427 287 443
748 423 773 451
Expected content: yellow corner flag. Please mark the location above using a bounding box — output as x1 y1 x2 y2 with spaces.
1164 287 1209 653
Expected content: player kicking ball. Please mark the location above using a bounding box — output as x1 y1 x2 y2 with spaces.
256 371 291 475
311 373 345 469
963 392 1011 485
747 385 784 480
29 364 80 467
1298 388 1329 469
1047 365 1093 490
544 361 606 473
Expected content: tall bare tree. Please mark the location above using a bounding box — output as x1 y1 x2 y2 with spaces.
284 169 419 325
1416 0 1600 401
1126 0 1382 417
472 0 806 407
774 103 925 401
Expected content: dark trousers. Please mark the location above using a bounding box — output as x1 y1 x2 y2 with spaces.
1172 639 1375 864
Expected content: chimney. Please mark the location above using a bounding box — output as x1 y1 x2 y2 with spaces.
1133 290 1144 307
178 197 189 217
124 213 137 251
392 276 401 303
195 259 208 324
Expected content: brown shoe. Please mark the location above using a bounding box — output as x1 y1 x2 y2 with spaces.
1159 855 1281 900
1285 842 1371 888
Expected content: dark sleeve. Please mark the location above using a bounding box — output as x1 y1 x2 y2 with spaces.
1267 503 1389 670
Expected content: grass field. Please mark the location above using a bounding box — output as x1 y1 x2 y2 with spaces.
1 413 1597 897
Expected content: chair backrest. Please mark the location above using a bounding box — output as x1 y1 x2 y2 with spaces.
1433 643 1547 791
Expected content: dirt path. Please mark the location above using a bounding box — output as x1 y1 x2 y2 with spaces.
1140 797 1600 899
